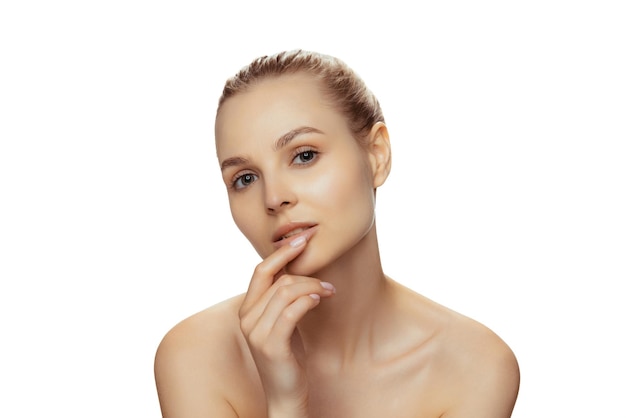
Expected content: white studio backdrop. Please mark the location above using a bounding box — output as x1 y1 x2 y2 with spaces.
1 1 624 417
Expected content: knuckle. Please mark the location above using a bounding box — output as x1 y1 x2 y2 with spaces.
276 285 293 300
259 344 276 359
239 322 251 336
250 336 276 359
238 306 247 321
275 274 295 286
247 329 264 347
239 316 254 335
280 308 297 323
253 262 271 277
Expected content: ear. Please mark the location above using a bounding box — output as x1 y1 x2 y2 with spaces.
366 122 392 188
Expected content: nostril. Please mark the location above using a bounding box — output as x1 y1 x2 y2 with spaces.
266 199 292 214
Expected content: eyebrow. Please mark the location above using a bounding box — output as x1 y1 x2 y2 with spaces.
220 126 324 171
273 126 324 151
220 156 249 171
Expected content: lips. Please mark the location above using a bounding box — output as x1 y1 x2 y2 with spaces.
280 227 309 240
272 222 318 244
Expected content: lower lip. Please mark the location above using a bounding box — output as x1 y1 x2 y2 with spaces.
273 225 318 249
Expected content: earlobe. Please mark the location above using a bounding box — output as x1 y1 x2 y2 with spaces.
367 122 392 188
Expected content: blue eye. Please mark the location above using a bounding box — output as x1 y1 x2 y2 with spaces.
293 150 318 164
232 173 257 190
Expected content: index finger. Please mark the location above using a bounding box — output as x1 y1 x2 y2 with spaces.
244 236 308 304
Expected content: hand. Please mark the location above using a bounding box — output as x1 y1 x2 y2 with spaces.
238 236 335 417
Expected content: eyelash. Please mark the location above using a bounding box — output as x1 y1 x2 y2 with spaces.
230 171 257 191
291 147 319 165
229 147 320 191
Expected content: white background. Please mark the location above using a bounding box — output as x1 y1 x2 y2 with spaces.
1 1 624 416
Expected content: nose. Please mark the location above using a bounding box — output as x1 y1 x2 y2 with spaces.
264 176 296 215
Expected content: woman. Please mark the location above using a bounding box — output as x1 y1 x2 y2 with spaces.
154 50 520 418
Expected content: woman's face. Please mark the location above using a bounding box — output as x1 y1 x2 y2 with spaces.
215 73 386 275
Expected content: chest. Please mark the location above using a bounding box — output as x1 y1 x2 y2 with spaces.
305 365 445 418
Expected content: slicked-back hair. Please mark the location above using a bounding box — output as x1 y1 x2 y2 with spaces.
216 50 385 144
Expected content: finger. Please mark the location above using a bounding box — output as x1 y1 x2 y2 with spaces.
247 294 322 361
243 236 309 308
268 294 324 344
252 280 335 337
240 274 311 334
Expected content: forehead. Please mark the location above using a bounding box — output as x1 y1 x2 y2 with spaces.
215 73 348 157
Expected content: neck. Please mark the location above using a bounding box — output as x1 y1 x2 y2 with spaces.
296 225 392 368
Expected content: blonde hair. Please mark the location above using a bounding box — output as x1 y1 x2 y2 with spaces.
217 49 385 143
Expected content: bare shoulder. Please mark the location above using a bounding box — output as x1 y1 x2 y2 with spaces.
154 294 258 418
432 299 520 417
392 282 519 417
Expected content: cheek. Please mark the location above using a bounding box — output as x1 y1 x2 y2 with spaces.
304 158 375 216
229 196 265 251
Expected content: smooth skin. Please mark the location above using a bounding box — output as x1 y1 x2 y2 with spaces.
154 73 520 418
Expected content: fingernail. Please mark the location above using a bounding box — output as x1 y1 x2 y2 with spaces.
290 236 306 248
320 282 335 292
309 293 321 300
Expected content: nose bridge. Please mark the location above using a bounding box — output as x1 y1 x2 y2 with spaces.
263 171 295 213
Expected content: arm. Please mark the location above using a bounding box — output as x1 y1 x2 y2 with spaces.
154 320 239 418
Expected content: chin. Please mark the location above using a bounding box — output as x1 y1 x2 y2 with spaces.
284 250 326 277
287 246 345 278
284 259 316 277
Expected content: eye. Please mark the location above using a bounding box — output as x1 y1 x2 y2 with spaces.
292 148 318 165
231 172 258 190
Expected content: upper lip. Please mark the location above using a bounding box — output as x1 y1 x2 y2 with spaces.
272 222 317 242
